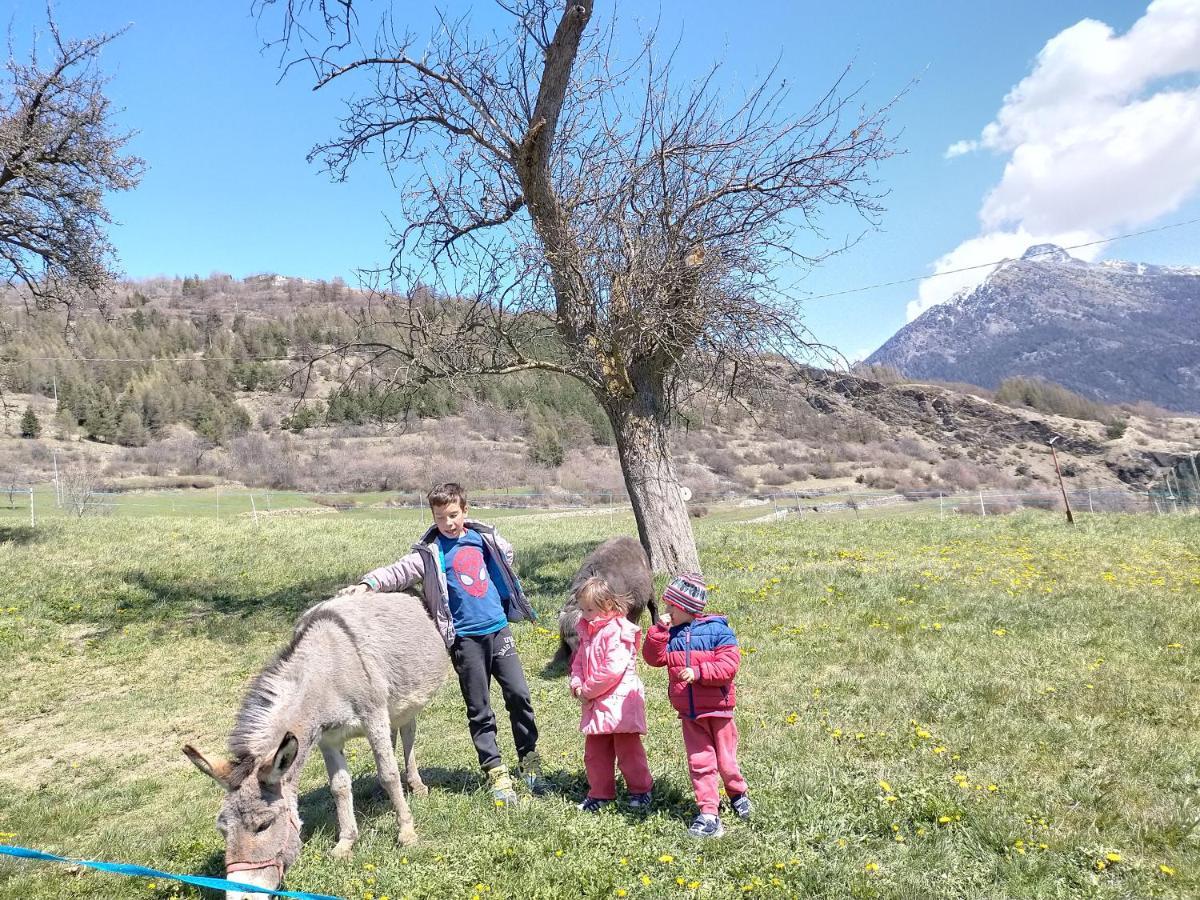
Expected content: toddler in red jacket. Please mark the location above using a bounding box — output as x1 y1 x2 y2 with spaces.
643 572 751 838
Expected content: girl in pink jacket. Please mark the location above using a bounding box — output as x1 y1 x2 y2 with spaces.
569 576 654 812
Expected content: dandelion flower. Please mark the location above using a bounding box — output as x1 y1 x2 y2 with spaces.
878 780 892 793
1159 864 1175 876
864 862 879 873
1105 852 1121 863
658 854 674 864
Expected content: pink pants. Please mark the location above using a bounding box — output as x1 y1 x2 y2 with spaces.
681 716 748 815
584 732 653 800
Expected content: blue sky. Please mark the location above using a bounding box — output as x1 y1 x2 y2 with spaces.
10 1 1200 359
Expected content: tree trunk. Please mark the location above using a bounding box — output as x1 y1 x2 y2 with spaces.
607 393 700 576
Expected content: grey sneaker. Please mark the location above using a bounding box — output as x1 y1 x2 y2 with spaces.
577 797 614 813
518 750 550 795
626 791 653 811
686 813 725 838
729 792 752 821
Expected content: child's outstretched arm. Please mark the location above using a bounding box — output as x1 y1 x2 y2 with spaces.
360 550 424 594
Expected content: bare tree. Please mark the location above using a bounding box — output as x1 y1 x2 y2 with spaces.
258 0 897 572
0 16 144 328
61 464 101 518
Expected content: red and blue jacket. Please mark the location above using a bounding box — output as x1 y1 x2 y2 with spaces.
643 615 740 719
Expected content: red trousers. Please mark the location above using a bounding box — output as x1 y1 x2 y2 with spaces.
584 732 653 799
681 716 748 815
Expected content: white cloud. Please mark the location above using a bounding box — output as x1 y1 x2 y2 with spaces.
906 228 1101 320
911 0 1200 321
944 140 977 159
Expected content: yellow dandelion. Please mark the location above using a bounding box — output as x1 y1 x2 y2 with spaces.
616 891 628 898
1159 864 1175 876
878 780 892 793
1105 852 1121 863
658 854 674 864
864 861 879 873
938 815 951 824
641 874 651 886
1095 860 1106 871
688 881 700 890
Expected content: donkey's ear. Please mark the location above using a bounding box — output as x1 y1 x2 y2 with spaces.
260 732 299 786
183 744 235 788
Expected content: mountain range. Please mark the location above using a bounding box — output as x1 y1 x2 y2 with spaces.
866 244 1200 412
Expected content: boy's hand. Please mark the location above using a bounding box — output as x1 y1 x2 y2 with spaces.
657 613 672 629
335 583 369 597
678 667 696 683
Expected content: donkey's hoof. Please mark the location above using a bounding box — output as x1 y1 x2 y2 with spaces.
407 781 429 797
331 839 356 860
397 827 418 847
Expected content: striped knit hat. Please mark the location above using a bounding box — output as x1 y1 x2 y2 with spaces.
663 572 708 615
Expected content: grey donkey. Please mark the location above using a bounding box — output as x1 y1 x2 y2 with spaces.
183 591 449 900
552 535 657 667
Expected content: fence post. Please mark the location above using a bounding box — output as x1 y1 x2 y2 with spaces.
1088 489 1094 514
250 494 259 526
29 487 34 528
978 490 986 516
939 493 944 518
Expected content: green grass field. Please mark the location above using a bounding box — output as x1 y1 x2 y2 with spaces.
0 511 1197 899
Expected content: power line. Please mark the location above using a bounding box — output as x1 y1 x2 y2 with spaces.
804 216 1200 303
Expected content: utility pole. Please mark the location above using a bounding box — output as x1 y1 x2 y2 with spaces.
51 448 61 508
1048 435 1075 524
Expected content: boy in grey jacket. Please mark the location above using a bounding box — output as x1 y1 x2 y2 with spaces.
339 482 545 803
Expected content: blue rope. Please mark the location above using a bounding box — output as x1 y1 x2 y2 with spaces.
0 844 342 899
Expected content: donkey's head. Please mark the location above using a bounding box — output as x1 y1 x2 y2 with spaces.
183 734 302 900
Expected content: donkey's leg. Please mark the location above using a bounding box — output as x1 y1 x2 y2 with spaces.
364 716 417 846
398 718 427 796
319 741 359 859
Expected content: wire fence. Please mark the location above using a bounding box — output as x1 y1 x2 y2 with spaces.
0 479 1196 526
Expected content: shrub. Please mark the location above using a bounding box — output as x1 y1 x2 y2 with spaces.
1105 418 1128 440
527 424 565 468
995 376 1117 424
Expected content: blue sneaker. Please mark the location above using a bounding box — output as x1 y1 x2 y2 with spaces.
577 797 613 813
626 791 653 811
729 793 752 821
686 813 724 838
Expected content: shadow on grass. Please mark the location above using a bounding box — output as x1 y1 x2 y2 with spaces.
59 572 355 640
0 524 41 545
517 538 598 603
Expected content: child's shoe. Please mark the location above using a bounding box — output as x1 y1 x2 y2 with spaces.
626 791 653 811
729 792 752 821
577 797 613 813
518 750 550 795
686 813 725 838
486 765 518 805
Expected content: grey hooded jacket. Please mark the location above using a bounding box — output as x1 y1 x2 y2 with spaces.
360 520 535 647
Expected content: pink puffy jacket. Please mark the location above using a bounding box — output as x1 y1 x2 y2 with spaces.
570 614 648 735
